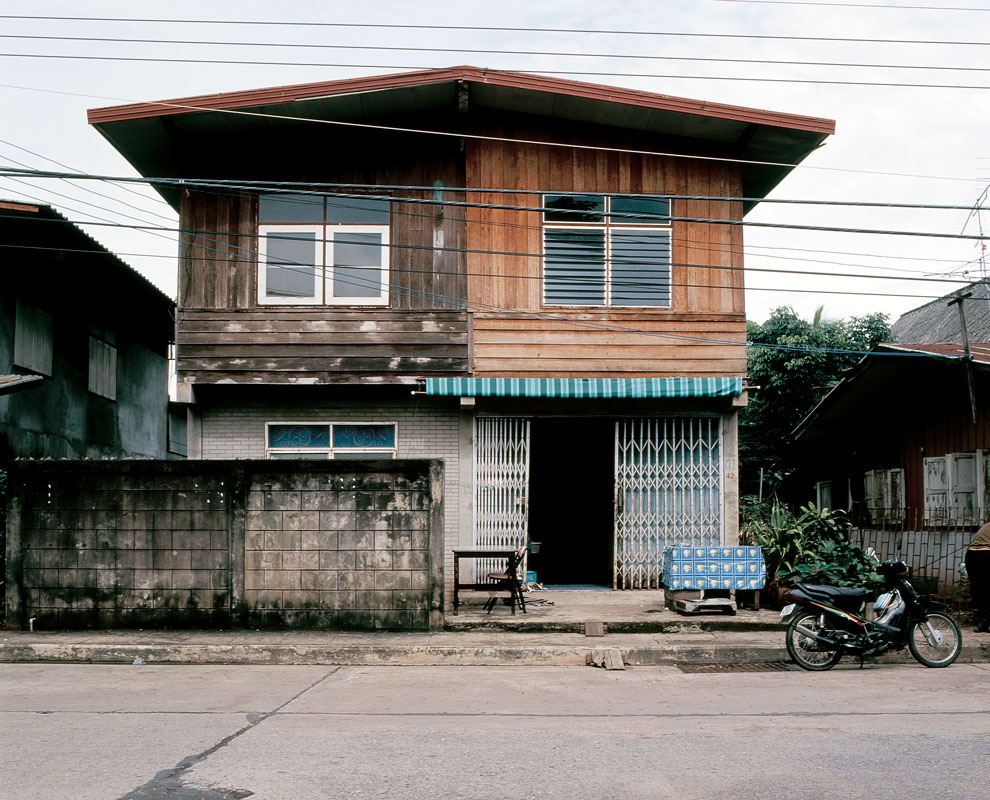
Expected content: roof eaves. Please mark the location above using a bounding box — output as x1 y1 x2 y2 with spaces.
86 65 836 136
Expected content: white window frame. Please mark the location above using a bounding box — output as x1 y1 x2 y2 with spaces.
265 421 398 459
542 194 672 309
257 224 390 306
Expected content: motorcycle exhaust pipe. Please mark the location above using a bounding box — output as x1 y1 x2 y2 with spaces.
795 623 838 648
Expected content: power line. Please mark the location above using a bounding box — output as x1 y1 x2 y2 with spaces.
2 14 988 47
2 32 989 75
0 146 174 223
8 169 978 213
6 163 979 279
0 206 971 302
4 82 986 186
0 208 942 355
4 52 990 91
0 236 968 291
3 169 986 240
712 0 990 10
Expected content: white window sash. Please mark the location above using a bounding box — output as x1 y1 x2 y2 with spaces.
257 224 389 306
257 224 324 305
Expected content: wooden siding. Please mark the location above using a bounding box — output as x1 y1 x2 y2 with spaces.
176 309 470 384
464 115 746 379
175 125 469 381
472 313 745 377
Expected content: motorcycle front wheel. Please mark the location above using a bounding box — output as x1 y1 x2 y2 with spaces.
786 611 842 671
908 612 962 668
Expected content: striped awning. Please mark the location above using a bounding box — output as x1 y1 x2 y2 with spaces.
423 377 744 399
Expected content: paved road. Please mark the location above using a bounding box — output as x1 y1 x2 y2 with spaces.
2 662 988 799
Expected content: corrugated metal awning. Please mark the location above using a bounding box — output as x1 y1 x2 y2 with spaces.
423 377 743 398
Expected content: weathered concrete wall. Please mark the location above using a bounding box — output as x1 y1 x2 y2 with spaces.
5 459 444 631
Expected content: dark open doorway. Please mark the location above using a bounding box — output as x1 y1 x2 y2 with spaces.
527 418 614 587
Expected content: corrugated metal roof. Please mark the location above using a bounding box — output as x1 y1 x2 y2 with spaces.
0 374 44 395
423 377 743 398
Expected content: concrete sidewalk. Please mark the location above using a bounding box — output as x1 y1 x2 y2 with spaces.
3 591 987 667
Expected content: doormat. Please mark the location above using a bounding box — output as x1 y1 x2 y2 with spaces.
676 662 794 673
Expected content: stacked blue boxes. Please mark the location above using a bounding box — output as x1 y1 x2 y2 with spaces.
661 546 765 591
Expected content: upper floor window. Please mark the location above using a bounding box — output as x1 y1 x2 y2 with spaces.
257 194 390 306
542 194 671 308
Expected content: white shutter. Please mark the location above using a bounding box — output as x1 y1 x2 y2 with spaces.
924 456 948 521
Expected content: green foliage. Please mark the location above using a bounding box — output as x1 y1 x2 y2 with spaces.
740 306 891 495
785 539 883 590
742 499 881 590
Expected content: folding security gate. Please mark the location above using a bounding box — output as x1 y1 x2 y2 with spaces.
614 417 722 589
472 417 531 580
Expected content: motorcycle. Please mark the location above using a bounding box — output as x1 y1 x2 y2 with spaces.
779 558 962 671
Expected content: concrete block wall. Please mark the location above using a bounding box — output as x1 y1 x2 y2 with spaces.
9 467 231 628
244 470 434 629
198 397 466 603
6 460 444 631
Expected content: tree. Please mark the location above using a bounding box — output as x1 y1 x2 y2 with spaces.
740 306 891 498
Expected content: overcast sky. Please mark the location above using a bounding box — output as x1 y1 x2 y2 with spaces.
1 0 988 326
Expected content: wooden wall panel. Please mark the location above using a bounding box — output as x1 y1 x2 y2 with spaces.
472 313 746 378
176 309 469 384
464 114 747 378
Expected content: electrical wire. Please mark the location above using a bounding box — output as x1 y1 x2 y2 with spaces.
0 204 953 356
712 0 990 11
6 168 980 213
3 52 989 91
2 32 988 75
4 81 986 186
4 163 978 283
2 15 988 48
3 169 985 241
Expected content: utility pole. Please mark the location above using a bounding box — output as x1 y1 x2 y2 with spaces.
948 291 977 424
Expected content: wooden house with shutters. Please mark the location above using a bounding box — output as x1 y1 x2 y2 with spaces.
88 66 833 599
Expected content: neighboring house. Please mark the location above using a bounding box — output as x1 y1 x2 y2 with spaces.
891 279 990 344
791 341 990 525
0 200 176 461
87 66 833 594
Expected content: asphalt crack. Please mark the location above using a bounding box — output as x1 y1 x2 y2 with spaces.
115 667 342 799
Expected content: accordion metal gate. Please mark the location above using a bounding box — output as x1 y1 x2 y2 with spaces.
614 417 723 589
472 417 531 580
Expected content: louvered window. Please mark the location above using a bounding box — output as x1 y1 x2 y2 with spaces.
543 194 671 307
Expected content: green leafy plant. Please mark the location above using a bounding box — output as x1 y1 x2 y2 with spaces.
742 499 880 591
784 539 882 590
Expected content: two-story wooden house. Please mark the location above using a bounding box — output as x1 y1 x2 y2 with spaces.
88 67 833 597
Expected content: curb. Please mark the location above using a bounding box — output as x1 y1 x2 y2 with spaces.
2 638 986 667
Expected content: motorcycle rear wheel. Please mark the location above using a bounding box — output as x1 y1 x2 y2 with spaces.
786 611 842 671
908 612 962 668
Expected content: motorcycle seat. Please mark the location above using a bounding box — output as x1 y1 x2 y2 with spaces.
797 583 870 610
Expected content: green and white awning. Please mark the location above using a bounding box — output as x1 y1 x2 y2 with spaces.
422 377 743 399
